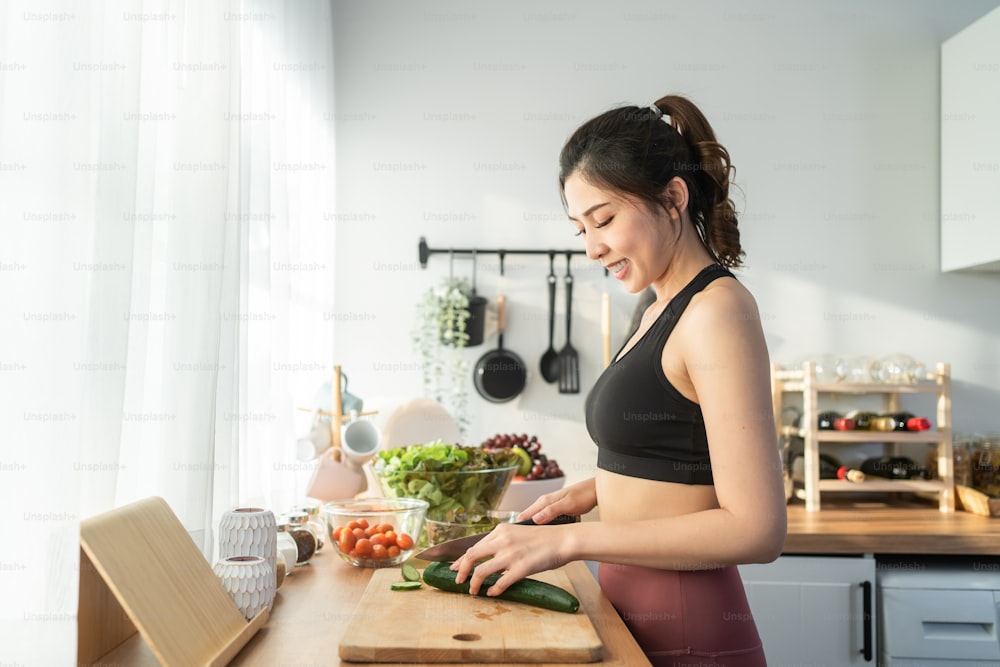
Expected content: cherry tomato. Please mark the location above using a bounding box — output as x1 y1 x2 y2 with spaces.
383 530 397 547
354 538 373 557
396 533 414 551
371 544 388 560
338 529 356 553
387 545 400 559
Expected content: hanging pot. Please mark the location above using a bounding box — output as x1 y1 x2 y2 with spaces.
473 295 527 403
465 251 487 347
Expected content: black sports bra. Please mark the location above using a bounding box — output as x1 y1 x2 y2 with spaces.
584 264 734 484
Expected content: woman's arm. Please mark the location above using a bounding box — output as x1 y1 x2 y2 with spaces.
453 282 787 596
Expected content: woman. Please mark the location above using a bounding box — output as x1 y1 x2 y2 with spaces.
452 95 787 666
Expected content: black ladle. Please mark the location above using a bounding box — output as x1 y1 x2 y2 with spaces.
540 252 560 383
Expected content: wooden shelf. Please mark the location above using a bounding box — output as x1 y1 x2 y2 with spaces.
773 361 954 513
821 430 946 444
815 479 947 493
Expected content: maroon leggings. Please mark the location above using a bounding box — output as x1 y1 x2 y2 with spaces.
598 563 766 667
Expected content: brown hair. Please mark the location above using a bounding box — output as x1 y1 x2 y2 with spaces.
559 94 744 268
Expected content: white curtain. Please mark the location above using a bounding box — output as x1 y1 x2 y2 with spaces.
0 1 335 663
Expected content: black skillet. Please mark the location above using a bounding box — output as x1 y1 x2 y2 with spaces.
473 293 527 403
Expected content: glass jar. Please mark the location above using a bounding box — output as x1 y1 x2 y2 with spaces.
971 434 1000 498
291 504 326 551
952 435 974 487
283 512 318 565
275 521 298 575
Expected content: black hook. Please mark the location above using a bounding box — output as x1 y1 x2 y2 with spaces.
499 250 506 277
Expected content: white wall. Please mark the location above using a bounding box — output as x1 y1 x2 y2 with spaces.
328 0 1000 486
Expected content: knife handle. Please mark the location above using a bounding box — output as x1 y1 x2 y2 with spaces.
518 514 579 526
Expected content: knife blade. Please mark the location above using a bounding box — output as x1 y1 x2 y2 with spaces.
414 514 580 562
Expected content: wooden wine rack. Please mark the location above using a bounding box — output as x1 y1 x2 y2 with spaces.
771 361 954 512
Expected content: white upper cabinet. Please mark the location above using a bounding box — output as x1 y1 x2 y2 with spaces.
941 6 1000 272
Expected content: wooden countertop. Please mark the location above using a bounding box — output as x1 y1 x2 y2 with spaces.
96 555 651 667
86 500 1000 666
783 498 1000 555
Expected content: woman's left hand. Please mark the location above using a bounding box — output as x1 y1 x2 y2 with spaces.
450 522 575 596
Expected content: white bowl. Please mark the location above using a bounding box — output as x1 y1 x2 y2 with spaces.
496 476 566 513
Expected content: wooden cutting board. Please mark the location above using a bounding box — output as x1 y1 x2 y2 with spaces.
338 566 604 663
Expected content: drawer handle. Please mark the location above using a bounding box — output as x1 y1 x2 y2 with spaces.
860 580 873 661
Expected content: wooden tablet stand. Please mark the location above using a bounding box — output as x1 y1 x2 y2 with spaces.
77 496 267 666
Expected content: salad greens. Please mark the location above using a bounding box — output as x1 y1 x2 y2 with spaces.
374 440 519 521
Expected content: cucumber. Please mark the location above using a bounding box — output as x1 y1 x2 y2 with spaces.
422 561 579 614
401 563 421 582
391 581 423 591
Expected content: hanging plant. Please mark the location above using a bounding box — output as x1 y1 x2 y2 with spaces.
413 276 473 435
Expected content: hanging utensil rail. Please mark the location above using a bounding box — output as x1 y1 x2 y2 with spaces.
418 236 590 273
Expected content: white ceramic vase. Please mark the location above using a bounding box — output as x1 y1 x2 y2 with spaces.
213 555 274 621
218 507 277 589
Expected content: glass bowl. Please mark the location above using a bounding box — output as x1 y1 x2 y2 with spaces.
372 462 519 522
424 510 520 546
322 497 428 568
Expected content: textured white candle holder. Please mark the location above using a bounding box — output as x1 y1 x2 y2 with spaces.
218 507 277 595
212 555 275 621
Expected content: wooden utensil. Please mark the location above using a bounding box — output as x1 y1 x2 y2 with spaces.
558 255 580 394
338 567 603 663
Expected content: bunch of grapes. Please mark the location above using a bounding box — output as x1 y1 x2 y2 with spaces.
480 433 564 480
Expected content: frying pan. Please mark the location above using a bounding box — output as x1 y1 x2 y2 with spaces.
473 294 527 403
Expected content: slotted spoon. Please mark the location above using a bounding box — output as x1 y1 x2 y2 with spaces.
558 254 580 394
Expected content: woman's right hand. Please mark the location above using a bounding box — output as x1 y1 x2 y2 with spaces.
518 477 597 524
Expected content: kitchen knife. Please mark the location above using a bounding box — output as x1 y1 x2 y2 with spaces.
414 514 580 562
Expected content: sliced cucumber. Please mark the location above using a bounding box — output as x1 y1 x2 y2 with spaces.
390 580 423 591
401 563 421 582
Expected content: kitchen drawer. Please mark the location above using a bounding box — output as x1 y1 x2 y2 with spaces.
881 588 1000 661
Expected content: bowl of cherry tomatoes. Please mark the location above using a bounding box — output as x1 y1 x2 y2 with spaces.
322 498 428 567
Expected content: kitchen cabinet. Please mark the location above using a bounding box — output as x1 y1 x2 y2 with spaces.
771 362 954 512
739 555 877 666
941 5 1000 272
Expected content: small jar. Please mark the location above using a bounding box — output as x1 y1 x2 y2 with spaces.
282 512 318 565
291 504 326 551
971 434 1000 497
952 436 974 487
275 521 299 575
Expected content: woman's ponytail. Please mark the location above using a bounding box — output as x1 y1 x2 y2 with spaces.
652 95 744 268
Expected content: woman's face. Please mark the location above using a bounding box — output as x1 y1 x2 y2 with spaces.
564 172 678 294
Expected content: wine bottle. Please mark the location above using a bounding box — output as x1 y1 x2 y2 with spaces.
818 411 856 430
845 410 878 431
818 411 838 430
871 415 898 432
892 412 931 431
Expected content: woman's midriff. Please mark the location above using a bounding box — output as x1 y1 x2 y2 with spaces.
593 469 766 667
595 469 719 521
